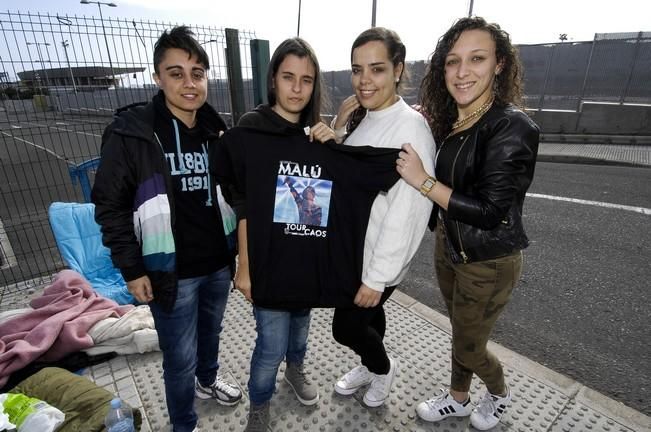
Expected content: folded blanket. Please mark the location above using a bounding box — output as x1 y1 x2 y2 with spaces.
85 305 159 355
0 270 133 387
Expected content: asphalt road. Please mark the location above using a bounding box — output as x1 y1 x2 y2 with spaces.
0 112 108 285
399 161 651 416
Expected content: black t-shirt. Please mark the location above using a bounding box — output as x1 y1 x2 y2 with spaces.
217 127 399 308
154 98 230 278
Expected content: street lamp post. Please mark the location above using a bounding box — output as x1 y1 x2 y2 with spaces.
26 41 51 91
61 40 77 93
297 0 302 37
80 0 120 105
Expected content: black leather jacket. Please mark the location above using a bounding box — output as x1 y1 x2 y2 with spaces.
434 103 539 264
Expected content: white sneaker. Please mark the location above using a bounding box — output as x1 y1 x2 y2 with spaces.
195 375 242 406
470 387 512 430
335 365 373 395
416 389 472 422
362 357 397 407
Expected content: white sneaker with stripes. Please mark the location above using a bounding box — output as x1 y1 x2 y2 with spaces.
470 387 512 430
416 389 472 422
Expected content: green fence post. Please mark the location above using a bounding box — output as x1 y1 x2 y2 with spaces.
250 39 270 106
225 28 246 125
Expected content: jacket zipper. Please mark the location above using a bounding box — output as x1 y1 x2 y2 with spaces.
449 135 470 263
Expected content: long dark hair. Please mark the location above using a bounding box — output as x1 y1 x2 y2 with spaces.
421 16 524 142
267 37 324 127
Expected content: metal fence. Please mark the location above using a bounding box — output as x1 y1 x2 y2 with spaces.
0 11 258 290
1 11 650 292
324 32 651 115
520 32 651 110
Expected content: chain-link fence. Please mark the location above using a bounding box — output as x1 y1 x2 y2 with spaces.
0 11 258 290
520 32 651 110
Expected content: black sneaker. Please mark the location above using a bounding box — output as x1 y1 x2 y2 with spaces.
195 375 242 406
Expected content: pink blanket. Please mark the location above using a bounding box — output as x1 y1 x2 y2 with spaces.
0 269 133 387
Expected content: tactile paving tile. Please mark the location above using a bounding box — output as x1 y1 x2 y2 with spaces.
265 302 448 431
120 294 306 430
104 290 566 431
83 355 152 432
217 292 258 386
131 352 176 431
387 310 570 432
383 299 431 341
551 400 638 432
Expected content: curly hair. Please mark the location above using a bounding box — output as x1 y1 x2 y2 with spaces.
420 16 524 142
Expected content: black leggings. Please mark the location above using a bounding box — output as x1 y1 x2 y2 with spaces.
331 286 397 375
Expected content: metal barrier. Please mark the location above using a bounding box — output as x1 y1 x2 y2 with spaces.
519 32 651 110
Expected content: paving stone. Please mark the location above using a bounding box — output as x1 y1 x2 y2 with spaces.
551 400 639 432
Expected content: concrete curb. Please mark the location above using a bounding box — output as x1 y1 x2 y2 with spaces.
537 154 651 168
391 289 651 432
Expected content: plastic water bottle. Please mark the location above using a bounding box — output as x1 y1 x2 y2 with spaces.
104 398 135 432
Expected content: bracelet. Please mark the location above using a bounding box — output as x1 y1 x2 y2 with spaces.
419 176 437 196
334 126 347 140
330 115 347 140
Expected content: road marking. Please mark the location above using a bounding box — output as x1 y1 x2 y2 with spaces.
75 118 109 125
6 120 103 138
1 131 70 164
0 218 17 269
22 121 48 128
50 126 101 137
527 193 651 215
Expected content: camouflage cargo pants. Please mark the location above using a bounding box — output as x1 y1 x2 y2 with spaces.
435 226 523 395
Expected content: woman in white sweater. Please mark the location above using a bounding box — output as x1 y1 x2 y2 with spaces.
330 27 435 408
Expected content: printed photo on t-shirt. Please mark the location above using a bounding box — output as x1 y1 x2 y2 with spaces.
273 175 332 227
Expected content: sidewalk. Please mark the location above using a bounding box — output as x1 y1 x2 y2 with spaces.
3 286 649 432
538 142 651 168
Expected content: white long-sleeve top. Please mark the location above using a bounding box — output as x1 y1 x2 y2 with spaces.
344 97 435 292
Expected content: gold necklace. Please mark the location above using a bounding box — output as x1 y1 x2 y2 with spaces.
451 97 494 131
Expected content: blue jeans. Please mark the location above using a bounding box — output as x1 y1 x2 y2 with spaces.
248 307 311 405
149 266 231 432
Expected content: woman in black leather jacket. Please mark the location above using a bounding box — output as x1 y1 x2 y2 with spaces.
396 17 539 430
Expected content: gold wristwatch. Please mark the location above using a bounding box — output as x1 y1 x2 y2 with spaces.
419 176 437 196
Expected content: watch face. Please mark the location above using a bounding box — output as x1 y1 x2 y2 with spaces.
420 177 435 195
